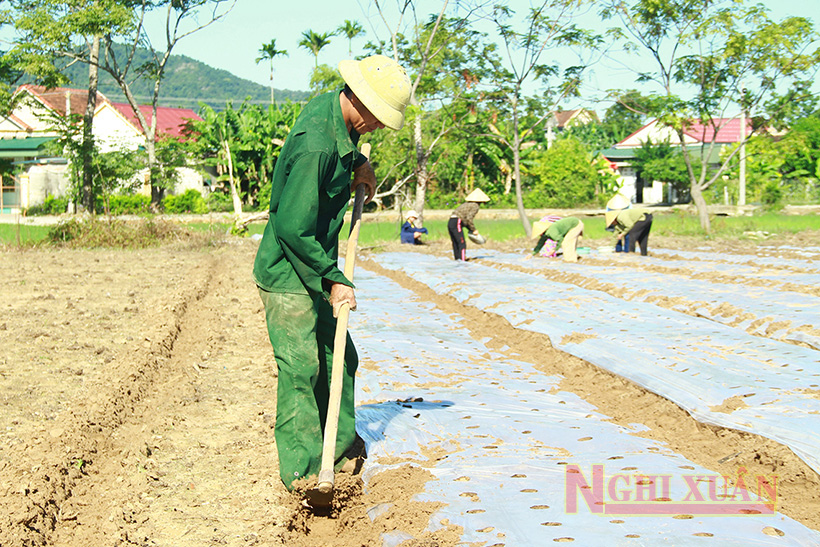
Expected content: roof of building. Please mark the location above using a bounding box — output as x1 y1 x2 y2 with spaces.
0 136 54 158
16 84 109 117
110 102 202 139
681 118 753 143
551 109 599 128
617 117 752 148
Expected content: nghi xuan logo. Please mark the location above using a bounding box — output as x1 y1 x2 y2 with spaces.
565 464 777 516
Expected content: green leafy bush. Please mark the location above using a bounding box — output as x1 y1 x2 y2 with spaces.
26 195 69 216
761 181 783 211
424 192 461 211
105 194 151 215
206 191 233 212
162 189 208 214
527 138 600 208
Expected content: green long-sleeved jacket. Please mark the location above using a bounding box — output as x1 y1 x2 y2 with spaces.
532 217 580 254
611 208 649 237
253 91 365 296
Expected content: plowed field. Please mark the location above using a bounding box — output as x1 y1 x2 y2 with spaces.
1 232 818 546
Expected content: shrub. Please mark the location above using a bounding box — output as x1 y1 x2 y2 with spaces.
46 217 209 248
105 194 151 215
163 189 208 214
761 181 783 211
528 138 599 208
26 195 69 216
206 191 233 212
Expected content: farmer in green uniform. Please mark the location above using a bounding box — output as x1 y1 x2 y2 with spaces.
605 207 654 256
253 55 411 497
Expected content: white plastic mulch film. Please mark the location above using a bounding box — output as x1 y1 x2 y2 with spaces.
350 255 820 546
371 250 820 477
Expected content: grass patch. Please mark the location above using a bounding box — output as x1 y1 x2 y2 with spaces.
0 223 51 247
350 211 820 246
660 211 820 238
2 210 817 249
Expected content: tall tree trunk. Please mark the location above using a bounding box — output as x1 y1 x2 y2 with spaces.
146 139 164 212
82 35 100 214
690 183 711 233
461 152 474 194
412 115 428 224
225 140 243 216
269 64 274 106
511 100 531 237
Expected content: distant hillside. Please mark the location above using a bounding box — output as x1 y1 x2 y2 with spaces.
61 44 309 112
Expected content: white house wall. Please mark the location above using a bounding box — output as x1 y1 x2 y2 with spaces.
174 167 208 196
616 165 638 204
617 119 699 148
0 118 33 139
13 97 55 133
92 103 144 153
20 165 70 209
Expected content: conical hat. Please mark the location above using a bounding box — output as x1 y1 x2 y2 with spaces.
465 188 490 203
531 221 549 239
605 210 620 227
531 215 562 239
606 194 630 211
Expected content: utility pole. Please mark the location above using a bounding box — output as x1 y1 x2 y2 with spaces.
738 86 747 206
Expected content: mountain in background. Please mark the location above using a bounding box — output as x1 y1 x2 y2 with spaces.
61 44 309 112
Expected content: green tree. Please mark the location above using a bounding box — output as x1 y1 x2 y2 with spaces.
255 39 288 106
11 0 236 212
184 100 301 214
478 0 600 236
366 1 488 224
526 138 599 207
602 0 820 232
337 20 365 58
299 30 333 68
720 135 782 204
633 141 695 202
44 106 147 212
94 148 144 215
9 0 134 212
722 117 820 205
309 64 345 95
600 91 649 145
781 116 820 183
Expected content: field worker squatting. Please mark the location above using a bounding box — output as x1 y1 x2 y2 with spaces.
253 55 411 493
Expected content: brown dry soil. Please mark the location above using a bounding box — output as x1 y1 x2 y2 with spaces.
1 230 819 546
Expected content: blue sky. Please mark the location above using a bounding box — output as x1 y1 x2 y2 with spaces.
153 0 820 112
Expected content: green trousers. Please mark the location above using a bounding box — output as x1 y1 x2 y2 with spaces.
258 288 359 490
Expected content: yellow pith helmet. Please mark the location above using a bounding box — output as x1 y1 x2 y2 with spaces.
339 55 411 131
465 188 490 203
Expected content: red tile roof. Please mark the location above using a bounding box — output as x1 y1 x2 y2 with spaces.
17 84 109 117
682 118 753 143
111 103 202 139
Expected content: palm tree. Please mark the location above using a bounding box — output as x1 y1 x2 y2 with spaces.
255 39 288 106
337 20 364 58
298 30 333 68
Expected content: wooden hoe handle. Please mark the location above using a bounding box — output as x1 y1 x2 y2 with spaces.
316 143 370 498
